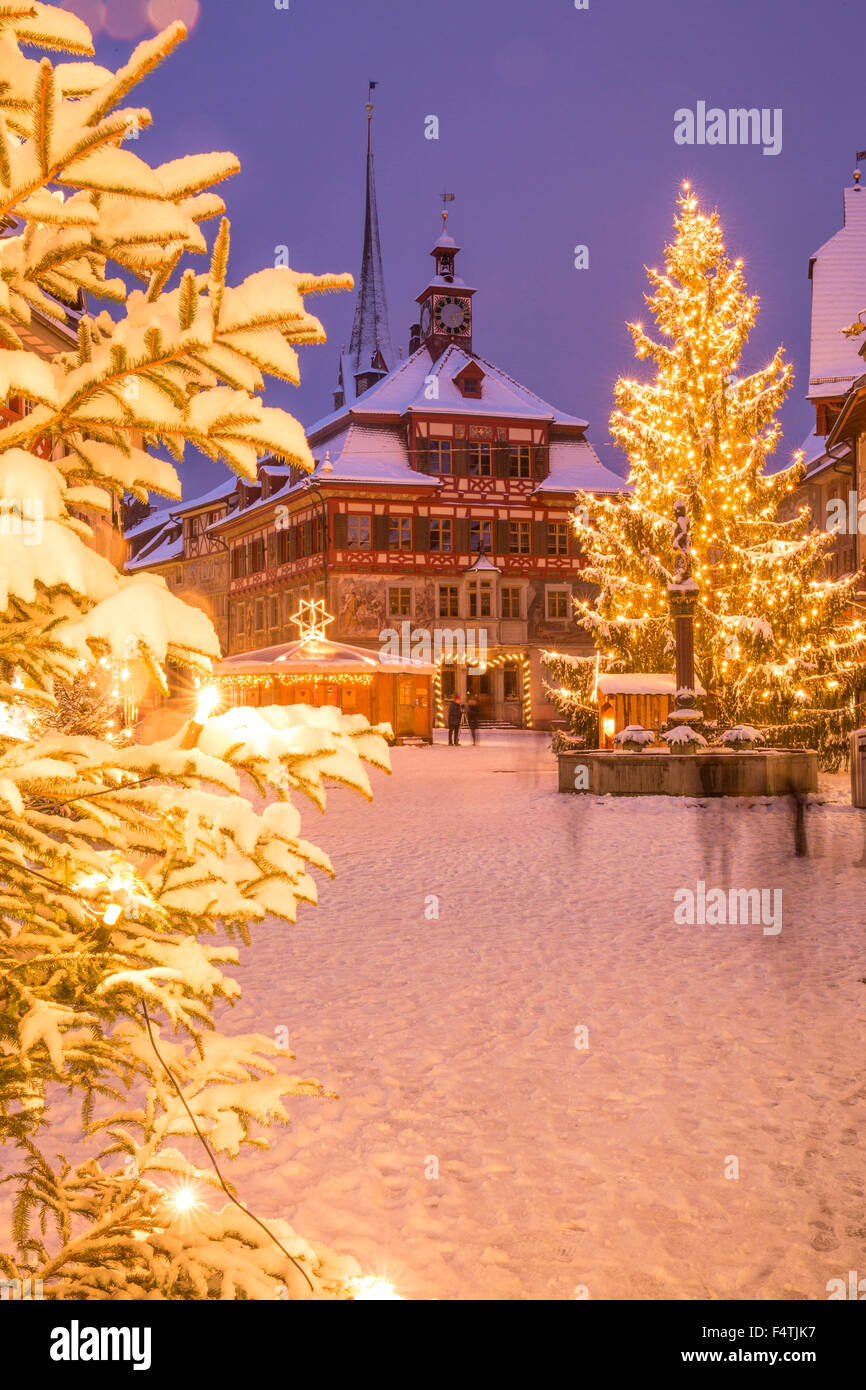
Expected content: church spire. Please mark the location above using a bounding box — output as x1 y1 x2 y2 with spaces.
347 83 393 396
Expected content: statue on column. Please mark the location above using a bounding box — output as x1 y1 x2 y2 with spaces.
664 497 706 748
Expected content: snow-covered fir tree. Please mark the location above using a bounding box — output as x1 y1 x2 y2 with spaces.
0 4 391 1298
548 187 866 766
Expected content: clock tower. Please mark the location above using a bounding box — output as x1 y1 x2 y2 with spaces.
416 205 476 361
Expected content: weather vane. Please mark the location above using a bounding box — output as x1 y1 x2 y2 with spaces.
440 190 454 233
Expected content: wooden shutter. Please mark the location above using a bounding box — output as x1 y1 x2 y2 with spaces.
454 517 470 554
333 512 347 548
453 439 468 476
533 445 546 480
267 532 277 567
288 525 297 560
415 438 429 473
495 519 510 554
373 514 389 550
533 520 548 557
414 516 430 551
303 520 313 554
494 442 510 478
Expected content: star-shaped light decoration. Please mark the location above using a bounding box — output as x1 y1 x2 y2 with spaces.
290 598 335 643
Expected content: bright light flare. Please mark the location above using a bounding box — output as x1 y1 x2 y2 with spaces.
194 685 220 723
348 1275 403 1301
167 1181 206 1216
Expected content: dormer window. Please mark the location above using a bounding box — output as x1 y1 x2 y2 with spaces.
453 361 485 399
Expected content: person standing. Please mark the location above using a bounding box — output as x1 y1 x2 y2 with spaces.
466 693 480 745
447 696 462 746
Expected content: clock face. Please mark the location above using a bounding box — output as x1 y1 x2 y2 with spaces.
419 300 432 338
435 296 469 335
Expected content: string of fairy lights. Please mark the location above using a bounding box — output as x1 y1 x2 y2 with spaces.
432 651 533 728
566 183 866 743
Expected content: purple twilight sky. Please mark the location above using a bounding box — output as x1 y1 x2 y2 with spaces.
71 0 866 498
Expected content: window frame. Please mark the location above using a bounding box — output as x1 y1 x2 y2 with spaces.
545 586 570 620
547 521 569 556
469 518 492 552
508 444 531 479
438 583 459 618
430 518 453 553
468 442 492 476
388 586 412 618
347 514 371 549
501 586 521 618
388 516 413 551
428 439 453 475
468 579 492 619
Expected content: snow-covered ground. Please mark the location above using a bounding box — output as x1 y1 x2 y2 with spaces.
6 732 865 1300
219 731 866 1300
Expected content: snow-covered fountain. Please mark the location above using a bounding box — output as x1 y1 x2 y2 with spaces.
558 501 818 797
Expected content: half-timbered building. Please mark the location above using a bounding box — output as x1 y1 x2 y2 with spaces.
208 127 622 727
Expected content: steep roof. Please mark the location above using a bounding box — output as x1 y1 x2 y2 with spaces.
309 343 589 438
533 440 627 495
126 525 182 570
807 181 866 400
344 140 393 400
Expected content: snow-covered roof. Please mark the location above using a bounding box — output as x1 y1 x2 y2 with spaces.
126 527 183 570
175 477 238 513
597 673 706 697
308 343 589 437
125 502 176 541
208 424 438 532
795 422 853 480
807 183 866 401
533 440 627 495
216 634 435 676
316 422 437 486
125 478 235 543
465 553 500 572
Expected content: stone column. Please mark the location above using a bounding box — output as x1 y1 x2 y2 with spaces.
667 498 703 732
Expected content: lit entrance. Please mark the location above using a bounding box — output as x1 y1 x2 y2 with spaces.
467 665 492 719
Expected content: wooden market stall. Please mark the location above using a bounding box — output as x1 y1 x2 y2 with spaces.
596 673 707 747
214 603 435 743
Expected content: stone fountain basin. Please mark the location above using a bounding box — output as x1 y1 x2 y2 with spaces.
557 747 817 797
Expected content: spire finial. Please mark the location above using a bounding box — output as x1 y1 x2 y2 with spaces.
366 81 377 154
440 190 455 235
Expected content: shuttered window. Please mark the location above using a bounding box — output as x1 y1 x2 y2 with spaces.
470 519 491 552
347 515 371 548
430 519 452 552
429 440 452 474
388 517 412 550
508 445 531 478
547 522 569 555
468 443 491 476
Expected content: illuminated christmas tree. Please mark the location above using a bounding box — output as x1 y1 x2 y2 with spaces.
548 186 866 766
